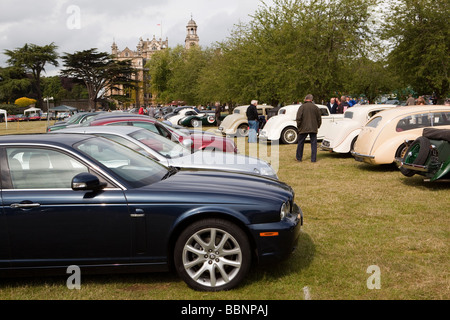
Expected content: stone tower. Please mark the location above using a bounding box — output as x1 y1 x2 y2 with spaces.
185 16 199 49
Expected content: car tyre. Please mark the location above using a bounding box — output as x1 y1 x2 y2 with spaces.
400 136 431 177
174 218 251 292
237 124 249 137
281 127 299 144
191 119 201 128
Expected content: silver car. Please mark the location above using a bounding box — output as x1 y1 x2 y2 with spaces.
53 126 278 179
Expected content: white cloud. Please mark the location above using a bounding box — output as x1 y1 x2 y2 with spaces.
0 0 273 74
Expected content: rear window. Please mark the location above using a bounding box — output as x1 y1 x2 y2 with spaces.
395 112 450 132
344 111 354 119
366 116 382 128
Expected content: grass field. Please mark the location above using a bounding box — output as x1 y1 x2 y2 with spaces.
0 121 448 300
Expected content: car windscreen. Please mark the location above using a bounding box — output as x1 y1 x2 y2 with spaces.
74 136 168 188
129 129 191 159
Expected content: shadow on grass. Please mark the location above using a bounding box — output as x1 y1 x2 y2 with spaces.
0 233 316 293
354 162 399 173
400 175 450 190
0 267 181 291
244 230 315 284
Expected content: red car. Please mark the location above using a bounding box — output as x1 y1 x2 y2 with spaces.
84 115 238 153
6 115 18 122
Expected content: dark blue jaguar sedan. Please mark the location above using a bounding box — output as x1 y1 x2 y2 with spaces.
0 133 302 291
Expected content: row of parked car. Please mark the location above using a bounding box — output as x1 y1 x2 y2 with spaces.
317 104 450 182
163 102 450 181
0 110 303 291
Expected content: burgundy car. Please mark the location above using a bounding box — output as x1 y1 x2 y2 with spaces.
84 115 238 153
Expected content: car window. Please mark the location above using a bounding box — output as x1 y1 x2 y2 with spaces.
279 109 287 115
98 133 158 160
432 112 450 126
396 113 432 132
105 121 131 127
320 108 329 116
344 111 354 119
233 109 240 114
6 148 88 189
366 116 382 128
75 136 167 188
129 129 190 159
367 110 384 119
132 121 160 134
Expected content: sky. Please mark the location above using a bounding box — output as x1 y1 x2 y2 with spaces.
0 0 272 75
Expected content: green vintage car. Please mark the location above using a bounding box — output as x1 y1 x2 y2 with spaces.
179 111 227 127
396 128 450 181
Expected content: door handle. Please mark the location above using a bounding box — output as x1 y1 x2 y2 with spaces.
10 203 41 209
130 208 145 218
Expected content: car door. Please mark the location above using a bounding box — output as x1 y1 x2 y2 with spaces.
318 107 343 139
0 146 132 269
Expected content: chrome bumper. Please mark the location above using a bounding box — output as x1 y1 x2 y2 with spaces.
395 158 429 172
351 151 375 162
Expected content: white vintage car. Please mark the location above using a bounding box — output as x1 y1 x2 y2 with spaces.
217 105 274 136
321 104 397 153
259 104 344 144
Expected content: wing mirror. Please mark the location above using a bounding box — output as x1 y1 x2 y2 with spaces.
72 172 107 191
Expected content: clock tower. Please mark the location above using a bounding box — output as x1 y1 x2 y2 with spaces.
185 16 199 49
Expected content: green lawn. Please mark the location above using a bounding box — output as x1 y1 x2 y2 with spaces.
0 121 448 300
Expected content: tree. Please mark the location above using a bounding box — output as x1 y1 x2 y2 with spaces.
381 0 450 100
15 97 37 108
4 43 59 108
214 0 379 105
0 66 31 104
61 49 136 110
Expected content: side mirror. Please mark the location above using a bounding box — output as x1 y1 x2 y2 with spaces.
182 138 194 148
72 172 107 191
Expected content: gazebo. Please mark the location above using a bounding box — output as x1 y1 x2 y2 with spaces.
24 106 42 116
0 109 7 127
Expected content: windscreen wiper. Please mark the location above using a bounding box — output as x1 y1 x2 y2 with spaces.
162 166 179 180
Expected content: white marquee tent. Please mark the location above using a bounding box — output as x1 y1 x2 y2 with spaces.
0 109 7 128
24 107 42 116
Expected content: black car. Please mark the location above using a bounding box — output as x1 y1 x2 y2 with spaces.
0 133 302 291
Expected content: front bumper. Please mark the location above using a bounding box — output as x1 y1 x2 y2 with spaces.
248 203 303 264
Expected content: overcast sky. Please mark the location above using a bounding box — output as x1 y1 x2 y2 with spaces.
0 0 273 75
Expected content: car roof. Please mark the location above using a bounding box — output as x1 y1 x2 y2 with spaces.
0 133 97 147
56 125 144 135
371 105 450 118
88 115 158 125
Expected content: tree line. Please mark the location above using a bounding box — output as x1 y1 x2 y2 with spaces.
1 0 448 110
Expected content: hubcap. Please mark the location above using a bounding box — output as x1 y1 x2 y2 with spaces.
284 129 297 143
182 228 242 288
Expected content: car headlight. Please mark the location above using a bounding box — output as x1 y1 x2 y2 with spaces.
254 164 278 179
280 201 291 220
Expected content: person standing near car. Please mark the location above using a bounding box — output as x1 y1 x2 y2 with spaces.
214 102 222 126
296 94 322 163
406 94 416 106
336 96 349 114
246 100 259 143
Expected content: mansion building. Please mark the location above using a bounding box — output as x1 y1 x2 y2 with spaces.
108 17 199 107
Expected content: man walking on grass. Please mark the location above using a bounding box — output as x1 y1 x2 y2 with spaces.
296 94 322 163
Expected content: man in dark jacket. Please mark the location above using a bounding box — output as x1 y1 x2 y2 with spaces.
246 100 259 143
296 94 322 162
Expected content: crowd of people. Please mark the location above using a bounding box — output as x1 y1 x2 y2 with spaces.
325 96 367 114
